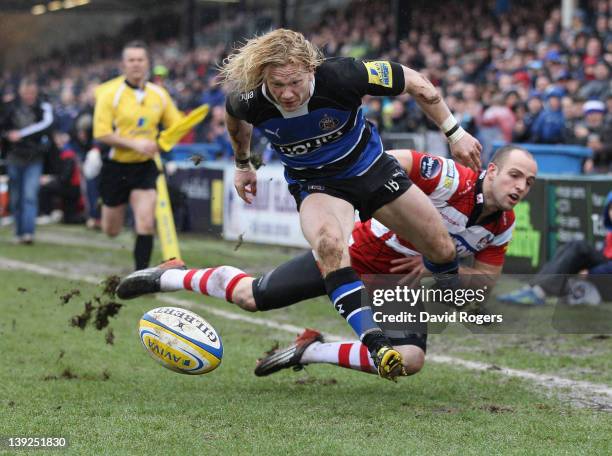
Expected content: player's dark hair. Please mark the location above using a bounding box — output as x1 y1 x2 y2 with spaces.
490 145 533 169
122 40 149 59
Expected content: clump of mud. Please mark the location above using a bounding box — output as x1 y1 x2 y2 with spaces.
68 275 123 335
59 289 80 305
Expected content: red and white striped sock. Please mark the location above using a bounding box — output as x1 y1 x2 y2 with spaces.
160 266 250 302
300 341 376 374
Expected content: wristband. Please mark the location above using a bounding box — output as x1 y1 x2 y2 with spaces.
235 157 251 171
447 126 466 145
440 114 465 145
440 114 457 133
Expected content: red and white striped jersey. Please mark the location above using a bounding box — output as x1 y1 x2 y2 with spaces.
349 150 515 274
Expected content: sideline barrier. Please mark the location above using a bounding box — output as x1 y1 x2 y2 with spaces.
168 143 223 162
492 142 592 175
222 165 309 248
168 160 608 273
505 175 610 273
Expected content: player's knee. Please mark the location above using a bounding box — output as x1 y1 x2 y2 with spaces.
234 294 258 312
404 352 425 375
397 346 425 375
103 225 121 237
315 226 344 264
232 278 258 312
135 218 155 235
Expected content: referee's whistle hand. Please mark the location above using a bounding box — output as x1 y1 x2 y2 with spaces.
133 139 159 157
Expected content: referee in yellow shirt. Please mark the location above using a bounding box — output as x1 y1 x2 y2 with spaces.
93 40 182 270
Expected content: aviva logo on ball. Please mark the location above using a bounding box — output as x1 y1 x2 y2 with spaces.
138 307 223 375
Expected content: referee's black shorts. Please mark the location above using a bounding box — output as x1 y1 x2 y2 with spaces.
99 160 159 207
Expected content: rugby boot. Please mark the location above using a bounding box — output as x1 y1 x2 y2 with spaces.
497 287 545 306
116 258 186 300
363 332 406 381
254 329 323 376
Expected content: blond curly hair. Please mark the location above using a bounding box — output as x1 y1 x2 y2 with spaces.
219 28 324 93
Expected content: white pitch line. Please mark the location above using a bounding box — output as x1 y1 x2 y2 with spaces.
2 257 611 409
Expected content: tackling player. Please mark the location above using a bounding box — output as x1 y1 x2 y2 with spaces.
117 145 537 378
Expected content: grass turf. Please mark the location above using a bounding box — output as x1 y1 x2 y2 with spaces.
0 224 611 454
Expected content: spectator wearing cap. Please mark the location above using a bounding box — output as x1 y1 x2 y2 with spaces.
570 100 611 173
556 70 581 97
545 49 563 64
152 64 169 86
530 86 566 144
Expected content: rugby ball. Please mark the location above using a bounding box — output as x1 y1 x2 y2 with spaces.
138 306 223 375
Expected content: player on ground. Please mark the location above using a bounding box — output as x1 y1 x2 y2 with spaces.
117 145 537 378
93 41 182 270
217 28 482 379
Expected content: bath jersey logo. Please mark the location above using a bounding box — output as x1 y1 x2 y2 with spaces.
364 61 393 88
265 128 281 139
319 114 340 131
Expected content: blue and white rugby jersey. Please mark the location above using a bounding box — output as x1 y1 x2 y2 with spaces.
225 58 405 182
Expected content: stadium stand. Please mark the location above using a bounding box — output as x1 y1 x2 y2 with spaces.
1 0 610 217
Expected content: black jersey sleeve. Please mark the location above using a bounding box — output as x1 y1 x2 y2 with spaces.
315 57 405 101
317 57 405 98
225 87 272 125
225 91 248 120
360 60 405 96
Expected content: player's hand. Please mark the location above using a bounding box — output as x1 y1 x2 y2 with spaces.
390 256 428 287
450 132 482 172
234 168 257 204
133 139 159 158
389 256 422 274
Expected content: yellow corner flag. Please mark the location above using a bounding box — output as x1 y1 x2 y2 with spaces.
155 104 209 260
158 104 209 152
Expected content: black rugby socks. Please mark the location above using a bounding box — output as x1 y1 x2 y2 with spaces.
134 234 153 270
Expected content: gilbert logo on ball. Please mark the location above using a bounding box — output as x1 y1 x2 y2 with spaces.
138 307 223 374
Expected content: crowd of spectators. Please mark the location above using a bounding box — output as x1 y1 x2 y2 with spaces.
1 0 611 228
307 0 612 170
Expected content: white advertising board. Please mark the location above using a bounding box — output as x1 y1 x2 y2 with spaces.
223 165 310 248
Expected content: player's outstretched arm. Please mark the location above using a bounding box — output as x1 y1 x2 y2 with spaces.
401 66 482 172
